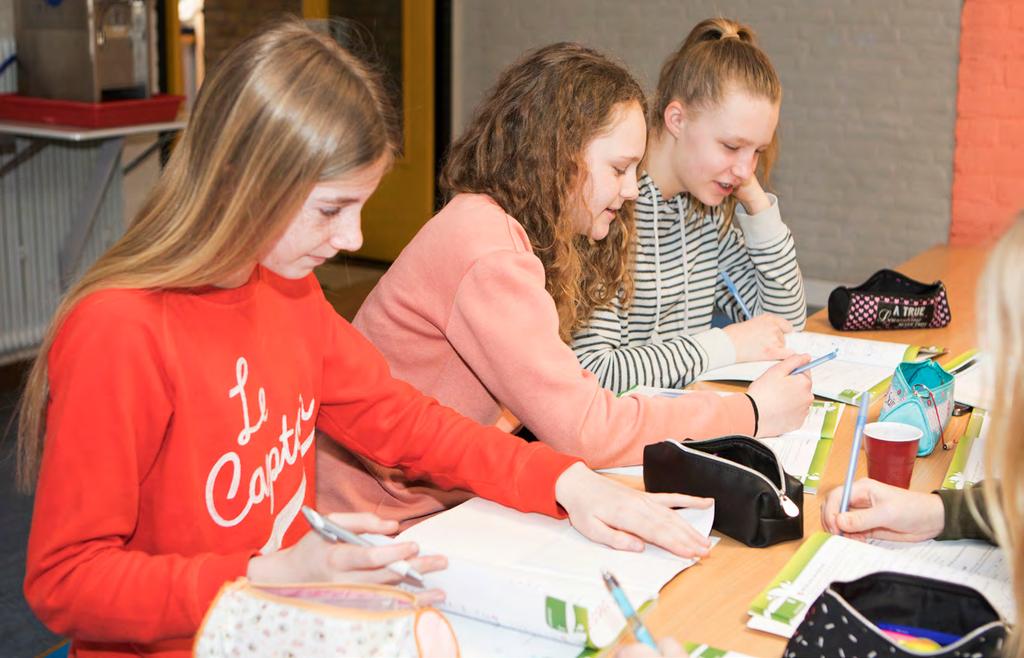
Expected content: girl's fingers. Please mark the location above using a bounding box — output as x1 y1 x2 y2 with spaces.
646 492 714 509
579 516 644 552
406 554 448 575
609 500 710 557
326 541 419 572
324 512 400 535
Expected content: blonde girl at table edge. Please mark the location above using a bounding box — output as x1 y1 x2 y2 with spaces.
16 18 728 658
319 41 813 532
572 17 807 394
822 211 1024 657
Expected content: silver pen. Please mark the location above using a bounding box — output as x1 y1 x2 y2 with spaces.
301 505 426 587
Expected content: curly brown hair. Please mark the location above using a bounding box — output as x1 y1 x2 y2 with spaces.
440 42 645 342
653 17 781 231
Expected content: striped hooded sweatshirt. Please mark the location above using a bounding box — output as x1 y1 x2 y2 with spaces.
573 172 806 393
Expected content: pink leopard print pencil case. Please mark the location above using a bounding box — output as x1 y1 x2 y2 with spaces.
828 269 951 331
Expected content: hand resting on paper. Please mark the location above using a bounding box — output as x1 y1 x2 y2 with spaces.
820 478 945 542
614 637 688 658
722 313 795 363
247 512 448 605
746 353 814 437
554 462 713 558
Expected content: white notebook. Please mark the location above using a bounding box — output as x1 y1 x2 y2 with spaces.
389 497 715 650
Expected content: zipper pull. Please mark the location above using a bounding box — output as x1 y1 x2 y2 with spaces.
779 493 800 518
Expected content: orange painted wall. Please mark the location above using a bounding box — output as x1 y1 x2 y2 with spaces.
950 0 1024 244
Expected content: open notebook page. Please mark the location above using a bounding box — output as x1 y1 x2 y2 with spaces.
394 497 714 647
696 332 925 402
951 352 993 409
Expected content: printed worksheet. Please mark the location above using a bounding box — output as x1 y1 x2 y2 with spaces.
943 408 990 490
950 352 993 409
757 401 843 493
869 537 1007 581
695 332 935 403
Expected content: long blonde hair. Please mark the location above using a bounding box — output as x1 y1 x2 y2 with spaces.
15 18 398 492
978 213 1024 656
652 17 781 231
441 43 644 342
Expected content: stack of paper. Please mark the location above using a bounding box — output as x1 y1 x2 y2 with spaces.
747 532 1013 638
695 332 942 403
394 497 715 651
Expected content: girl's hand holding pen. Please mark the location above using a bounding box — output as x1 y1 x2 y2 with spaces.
746 353 814 437
722 313 795 363
821 478 945 542
246 512 447 605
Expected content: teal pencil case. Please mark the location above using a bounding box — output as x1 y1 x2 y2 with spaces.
879 361 955 456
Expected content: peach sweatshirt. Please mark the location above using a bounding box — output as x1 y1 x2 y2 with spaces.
317 193 755 524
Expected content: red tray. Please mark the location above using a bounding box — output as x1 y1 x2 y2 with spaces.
0 94 184 128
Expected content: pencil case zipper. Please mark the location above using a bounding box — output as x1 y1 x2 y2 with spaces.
667 439 800 518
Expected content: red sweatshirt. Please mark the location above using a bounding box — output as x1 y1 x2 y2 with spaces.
25 267 578 658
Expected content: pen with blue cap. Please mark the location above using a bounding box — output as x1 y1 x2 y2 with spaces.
720 270 753 321
790 348 839 375
838 392 871 534
602 569 657 650
301 505 425 587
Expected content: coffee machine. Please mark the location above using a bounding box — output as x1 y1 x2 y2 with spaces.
14 0 156 103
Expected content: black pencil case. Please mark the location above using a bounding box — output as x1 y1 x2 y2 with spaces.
643 436 803 548
828 268 952 331
784 572 1008 658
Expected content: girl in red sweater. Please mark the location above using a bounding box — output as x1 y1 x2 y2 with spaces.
17 19 709 658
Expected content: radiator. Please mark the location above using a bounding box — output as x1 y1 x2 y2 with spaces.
0 137 124 364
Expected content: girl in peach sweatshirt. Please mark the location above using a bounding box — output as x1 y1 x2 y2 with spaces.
318 42 812 526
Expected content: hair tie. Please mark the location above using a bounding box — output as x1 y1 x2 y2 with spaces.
721 32 741 40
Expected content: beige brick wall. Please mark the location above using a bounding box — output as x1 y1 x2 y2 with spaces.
452 0 963 293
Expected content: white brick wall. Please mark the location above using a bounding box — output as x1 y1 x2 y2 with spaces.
452 0 962 290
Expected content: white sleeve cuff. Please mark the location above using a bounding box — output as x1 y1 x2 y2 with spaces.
692 328 736 370
734 193 787 247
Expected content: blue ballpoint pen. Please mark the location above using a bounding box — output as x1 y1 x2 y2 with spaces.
837 392 871 534
301 505 426 587
602 569 658 650
790 348 839 375
720 270 753 320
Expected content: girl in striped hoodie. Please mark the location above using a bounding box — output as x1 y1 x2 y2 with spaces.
573 18 807 393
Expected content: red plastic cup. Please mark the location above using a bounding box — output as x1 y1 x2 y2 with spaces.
864 422 921 489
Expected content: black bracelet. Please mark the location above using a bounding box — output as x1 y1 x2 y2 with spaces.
744 393 760 436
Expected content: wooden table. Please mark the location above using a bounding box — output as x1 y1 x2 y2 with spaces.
647 244 992 657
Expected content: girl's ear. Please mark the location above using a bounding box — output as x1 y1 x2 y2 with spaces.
662 100 687 139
